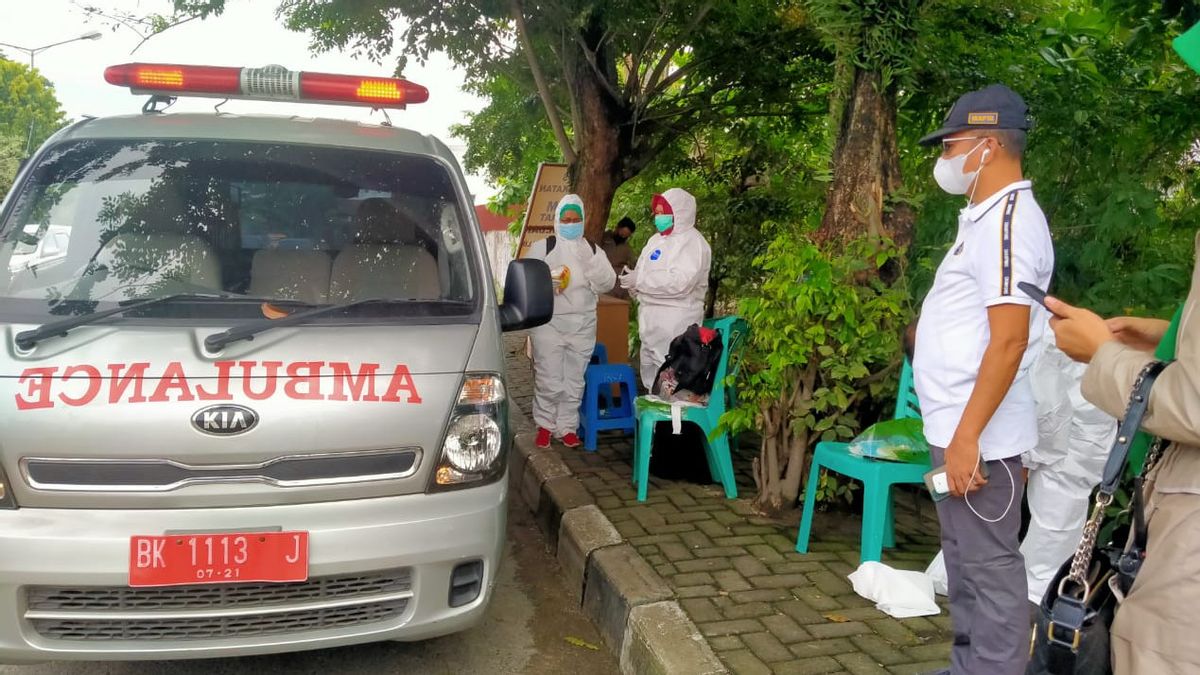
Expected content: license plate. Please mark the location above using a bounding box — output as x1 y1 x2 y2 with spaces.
129 532 309 587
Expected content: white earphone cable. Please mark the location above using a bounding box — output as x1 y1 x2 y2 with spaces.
963 456 1016 523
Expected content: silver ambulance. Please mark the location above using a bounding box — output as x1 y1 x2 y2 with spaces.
0 62 552 662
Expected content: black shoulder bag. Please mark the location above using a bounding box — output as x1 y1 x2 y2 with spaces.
1027 360 1172 675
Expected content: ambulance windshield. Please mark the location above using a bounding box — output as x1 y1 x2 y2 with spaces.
0 138 477 322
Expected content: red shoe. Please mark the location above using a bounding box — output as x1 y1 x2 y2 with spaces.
560 432 582 449
535 428 552 449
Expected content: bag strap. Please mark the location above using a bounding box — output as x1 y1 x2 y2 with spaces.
1046 360 1171 663
1128 304 1183 475
1097 360 1171 497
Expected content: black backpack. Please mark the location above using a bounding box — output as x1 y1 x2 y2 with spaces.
652 324 724 397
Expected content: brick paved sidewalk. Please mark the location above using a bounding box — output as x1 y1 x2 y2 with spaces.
505 334 952 675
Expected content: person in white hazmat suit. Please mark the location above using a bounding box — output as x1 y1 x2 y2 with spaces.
619 188 712 389
926 334 1116 610
1019 336 1117 606
525 195 616 449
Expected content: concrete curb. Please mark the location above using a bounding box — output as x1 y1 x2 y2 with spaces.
558 505 621 606
509 432 729 675
622 601 728 675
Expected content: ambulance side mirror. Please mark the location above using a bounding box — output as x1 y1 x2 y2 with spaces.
499 259 553 332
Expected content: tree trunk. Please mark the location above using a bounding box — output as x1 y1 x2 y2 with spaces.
567 26 625 244
510 0 576 166
753 403 783 514
815 67 914 254
781 425 809 505
704 275 721 318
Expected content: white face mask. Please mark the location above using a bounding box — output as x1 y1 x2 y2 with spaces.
933 140 987 195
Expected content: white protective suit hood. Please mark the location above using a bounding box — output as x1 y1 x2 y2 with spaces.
657 188 697 235
524 195 615 318
555 193 586 238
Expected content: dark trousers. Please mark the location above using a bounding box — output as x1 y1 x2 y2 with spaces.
931 447 1028 675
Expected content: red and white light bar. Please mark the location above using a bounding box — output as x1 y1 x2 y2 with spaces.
104 63 429 109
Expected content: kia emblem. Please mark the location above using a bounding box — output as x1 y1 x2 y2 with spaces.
192 405 259 436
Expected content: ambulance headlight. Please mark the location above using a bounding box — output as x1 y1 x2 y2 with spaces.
443 414 502 473
429 374 509 491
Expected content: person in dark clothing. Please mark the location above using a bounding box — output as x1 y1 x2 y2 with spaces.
601 217 636 299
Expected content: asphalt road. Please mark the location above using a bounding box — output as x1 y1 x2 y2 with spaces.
0 480 617 675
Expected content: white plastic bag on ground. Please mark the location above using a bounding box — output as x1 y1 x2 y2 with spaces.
848 561 940 618
926 550 949 596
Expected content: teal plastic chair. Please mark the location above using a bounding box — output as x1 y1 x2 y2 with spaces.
795 360 930 564
633 316 749 502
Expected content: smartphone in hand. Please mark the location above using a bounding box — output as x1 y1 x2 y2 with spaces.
924 461 990 501
1017 281 1050 310
924 466 951 502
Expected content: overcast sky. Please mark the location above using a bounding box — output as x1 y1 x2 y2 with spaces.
0 0 498 201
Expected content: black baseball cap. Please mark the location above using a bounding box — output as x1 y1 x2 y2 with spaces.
919 84 1031 146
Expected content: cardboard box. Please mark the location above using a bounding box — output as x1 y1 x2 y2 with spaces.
596 295 631 365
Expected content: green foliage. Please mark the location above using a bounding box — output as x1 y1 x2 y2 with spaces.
605 114 831 311
723 232 911 457
802 0 923 112
905 1 1200 318
450 74 560 213
0 58 67 156
812 470 859 507
0 136 22 197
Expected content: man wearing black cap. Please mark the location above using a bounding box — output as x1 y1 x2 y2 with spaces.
912 84 1054 675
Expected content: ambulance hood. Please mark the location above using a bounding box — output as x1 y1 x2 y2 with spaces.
0 322 484 509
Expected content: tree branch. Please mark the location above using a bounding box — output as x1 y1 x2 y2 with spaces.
624 9 669 101
510 0 577 163
637 101 819 126
643 53 723 102
559 31 584 141
571 32 625 103
73 1 200 54
643 0 715 103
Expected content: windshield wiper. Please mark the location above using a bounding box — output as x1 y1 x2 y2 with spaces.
204 298 399 352
15 293 229 350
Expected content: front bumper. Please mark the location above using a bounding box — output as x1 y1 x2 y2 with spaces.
0 478 507 663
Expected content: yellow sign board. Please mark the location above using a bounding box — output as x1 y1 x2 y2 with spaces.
516 163 570 259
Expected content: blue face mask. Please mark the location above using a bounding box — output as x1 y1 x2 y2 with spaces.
654 214 674 232
558 222 584 240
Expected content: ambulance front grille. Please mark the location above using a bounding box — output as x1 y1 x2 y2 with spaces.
30 599 408 641
25 568 413 642
20 448 421 492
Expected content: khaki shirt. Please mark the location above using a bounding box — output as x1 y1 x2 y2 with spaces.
1082 231 1200 496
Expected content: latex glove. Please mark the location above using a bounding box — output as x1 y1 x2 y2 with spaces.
618 266 638 291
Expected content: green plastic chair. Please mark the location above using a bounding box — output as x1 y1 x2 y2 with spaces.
795 359 930 564
633 316 749 502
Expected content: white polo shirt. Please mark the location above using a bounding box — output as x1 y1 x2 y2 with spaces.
914 180 1054 460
